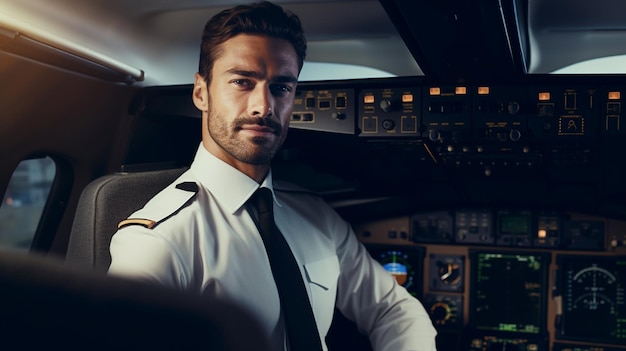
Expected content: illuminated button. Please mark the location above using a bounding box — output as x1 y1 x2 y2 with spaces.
430 87 441 96
364 95 375 104
538 92 551 101
455 86 467 95
609 91 621 100
402 94 414 103
537 229 547 238
478 86 490 95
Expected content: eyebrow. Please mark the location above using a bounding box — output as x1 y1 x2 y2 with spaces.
226 69 298 84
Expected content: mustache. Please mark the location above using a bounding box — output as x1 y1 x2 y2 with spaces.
234 117 284 135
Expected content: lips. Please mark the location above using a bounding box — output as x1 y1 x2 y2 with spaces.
242 124 275 133
239 124 279 139
235 116 282 135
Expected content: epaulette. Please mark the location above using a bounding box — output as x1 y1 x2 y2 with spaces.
117 181 199 230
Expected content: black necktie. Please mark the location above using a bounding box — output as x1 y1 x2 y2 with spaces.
250 188 323 351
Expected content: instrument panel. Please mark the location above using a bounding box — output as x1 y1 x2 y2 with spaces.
357 208 626 350
288 77 626 193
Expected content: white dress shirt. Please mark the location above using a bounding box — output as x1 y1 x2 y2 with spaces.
109 143 437 351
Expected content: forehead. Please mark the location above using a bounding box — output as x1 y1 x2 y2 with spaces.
214 34 299 76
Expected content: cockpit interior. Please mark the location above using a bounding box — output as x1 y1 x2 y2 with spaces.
1 1 625 350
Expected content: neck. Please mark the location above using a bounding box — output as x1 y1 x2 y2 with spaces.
202 140 270 184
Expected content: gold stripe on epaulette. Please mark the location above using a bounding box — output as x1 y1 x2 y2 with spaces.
118 218 157 230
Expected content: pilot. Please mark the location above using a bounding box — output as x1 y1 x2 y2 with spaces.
108 1 437 350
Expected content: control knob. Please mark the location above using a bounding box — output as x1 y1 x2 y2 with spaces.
509 129 521 141
382 119 395 130
380 99 393 112
332 112 346 120
507 101 520 115
428 129 441 142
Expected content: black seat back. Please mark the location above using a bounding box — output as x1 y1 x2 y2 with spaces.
0 249 269 350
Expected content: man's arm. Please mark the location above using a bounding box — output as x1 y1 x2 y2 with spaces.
109 227 188 289
334 223 437 351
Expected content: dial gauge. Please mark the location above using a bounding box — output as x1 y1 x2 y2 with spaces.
426 293 463 329
429 254 465 292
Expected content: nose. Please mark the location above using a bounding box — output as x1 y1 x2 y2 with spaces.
249 84 273 118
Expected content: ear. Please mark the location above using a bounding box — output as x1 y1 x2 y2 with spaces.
192 73 209 112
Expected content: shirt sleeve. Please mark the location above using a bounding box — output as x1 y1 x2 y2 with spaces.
108 226 189 289
332 215 438 351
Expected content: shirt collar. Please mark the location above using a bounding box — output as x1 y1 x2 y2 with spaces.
189 143 279 214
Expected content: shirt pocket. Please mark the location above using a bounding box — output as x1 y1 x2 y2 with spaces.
304 255 340 334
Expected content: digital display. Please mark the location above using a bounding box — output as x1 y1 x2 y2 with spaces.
366 245 424 298
499 214 530 235
556 255 626 345
469 250 550 334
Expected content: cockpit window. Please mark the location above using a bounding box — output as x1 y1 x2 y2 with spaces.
0 157 56 250
300 62 397 81
526 0 626 74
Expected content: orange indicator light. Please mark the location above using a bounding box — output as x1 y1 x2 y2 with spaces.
430 87 441 96
402 94 414 103
455 86 467 95
538 92 550 101
608 91 621 100
364 95 375 104
538 229 547 238
477 87 490 95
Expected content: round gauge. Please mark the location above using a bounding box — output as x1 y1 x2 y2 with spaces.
426 293 463 329
429 254 464 292
438 261 462 286
376 249 418 295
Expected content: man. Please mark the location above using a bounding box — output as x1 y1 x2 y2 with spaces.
108 2 437 350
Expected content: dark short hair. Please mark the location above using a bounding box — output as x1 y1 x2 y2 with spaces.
198 1 307 83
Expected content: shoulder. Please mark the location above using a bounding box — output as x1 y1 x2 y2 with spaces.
273 180 320 197
118 176 200 230
273 180 341 217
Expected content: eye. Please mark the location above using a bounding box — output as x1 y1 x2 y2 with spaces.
270 84 293 97
231 79 253 89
